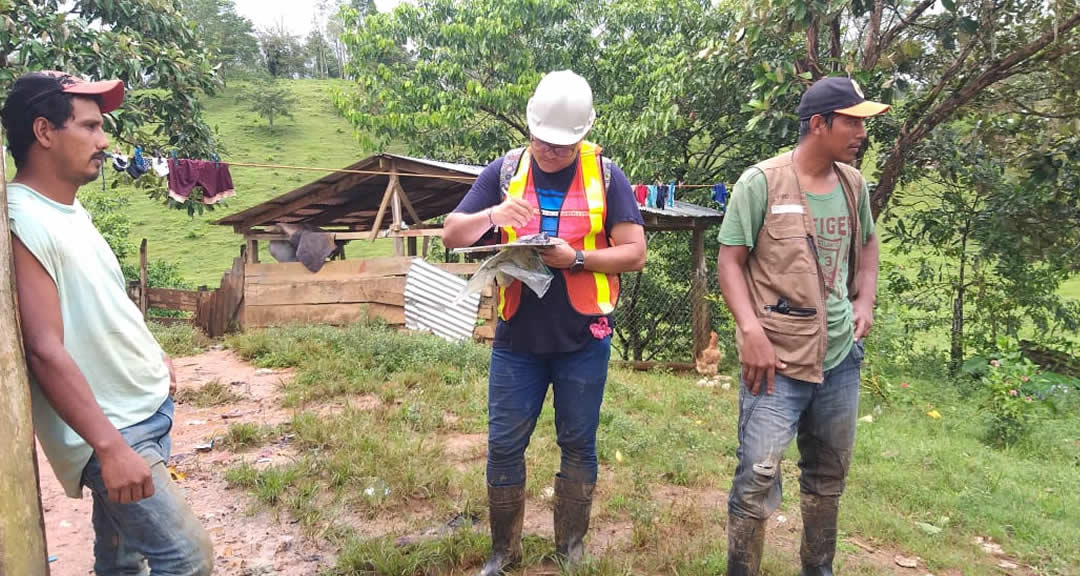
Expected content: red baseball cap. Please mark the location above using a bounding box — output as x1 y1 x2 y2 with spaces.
7 70 125 115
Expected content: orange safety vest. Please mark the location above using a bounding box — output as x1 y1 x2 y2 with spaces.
498 141 620 321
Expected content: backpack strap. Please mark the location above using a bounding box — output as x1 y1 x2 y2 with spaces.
499 147 526 199
600 156 612 192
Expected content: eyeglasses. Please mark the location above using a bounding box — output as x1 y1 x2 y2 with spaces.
530 137 578 158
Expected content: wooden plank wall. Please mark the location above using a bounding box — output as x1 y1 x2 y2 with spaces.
243 256 497 341
129 241 245 339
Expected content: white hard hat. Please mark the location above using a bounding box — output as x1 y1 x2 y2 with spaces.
526 70 596 146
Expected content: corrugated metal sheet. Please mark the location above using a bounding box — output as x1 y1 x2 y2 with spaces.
639 199 725 220
385 154 485 176
404 258 482 342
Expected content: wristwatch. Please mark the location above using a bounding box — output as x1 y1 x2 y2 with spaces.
570 250 585 272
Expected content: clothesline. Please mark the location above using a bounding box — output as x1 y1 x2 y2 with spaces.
223 160 725 188
222 161 479 182
105 149 729 190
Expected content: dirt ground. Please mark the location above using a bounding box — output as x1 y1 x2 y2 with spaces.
39 349 330 576
38 348 1009 576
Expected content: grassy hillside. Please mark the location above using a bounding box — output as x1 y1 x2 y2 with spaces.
1062 276 1080 300
120 79 394 286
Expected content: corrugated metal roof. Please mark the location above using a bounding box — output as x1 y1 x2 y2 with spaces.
404 258 481 342
384 154 485 176
639 199 725 220
215 153 482 230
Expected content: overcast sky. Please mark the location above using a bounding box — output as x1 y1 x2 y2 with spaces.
233 0 401 38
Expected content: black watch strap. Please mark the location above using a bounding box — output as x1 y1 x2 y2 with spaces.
571 250 585 272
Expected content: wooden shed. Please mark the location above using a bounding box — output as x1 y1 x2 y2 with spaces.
215 153 497 339
214 153 725 356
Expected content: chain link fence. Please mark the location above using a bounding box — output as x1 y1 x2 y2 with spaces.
612 230 733 364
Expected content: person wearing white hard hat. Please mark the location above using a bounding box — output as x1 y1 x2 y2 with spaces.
444 70 646 574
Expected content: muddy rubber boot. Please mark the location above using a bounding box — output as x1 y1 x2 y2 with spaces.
478 484 525 576
799 494 840 576
553 476 595 567
726 512 766 576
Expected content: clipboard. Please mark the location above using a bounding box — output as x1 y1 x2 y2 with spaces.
451 232 566 254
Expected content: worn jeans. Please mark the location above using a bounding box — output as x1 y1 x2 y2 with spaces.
728 341 864 520
81 397 214 575
486 336 611 487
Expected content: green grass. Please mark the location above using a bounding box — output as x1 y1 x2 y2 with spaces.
174 378 244 408
147 320 212 357
221 322 1080 575
111 79 394 286
219 421 281 451
1062 276 1080 301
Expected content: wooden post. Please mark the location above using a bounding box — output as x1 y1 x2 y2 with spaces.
0 133 50 575
369 156 395 239
138 239 149 318
391 188 405 257
393 178 423 226
195 286 213 336
246 239 259 264
690 223 710 360
421 236 430 258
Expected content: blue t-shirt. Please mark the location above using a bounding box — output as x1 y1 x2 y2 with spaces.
454 154 644 354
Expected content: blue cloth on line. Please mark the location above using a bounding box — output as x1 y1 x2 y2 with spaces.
712 183 728 208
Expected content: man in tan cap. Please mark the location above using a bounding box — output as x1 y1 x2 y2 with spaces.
3 71 213 575
716 76 888 576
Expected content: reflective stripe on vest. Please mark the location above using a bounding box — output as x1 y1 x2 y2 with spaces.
497 142 618 321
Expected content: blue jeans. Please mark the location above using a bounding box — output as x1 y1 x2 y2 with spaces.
487 336 612 487
729 341 864 520
81 398 213 575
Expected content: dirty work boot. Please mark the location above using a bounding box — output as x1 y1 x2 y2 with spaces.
553 475 595 567
478 484 525 576
800 493 840 576
726 512 766 576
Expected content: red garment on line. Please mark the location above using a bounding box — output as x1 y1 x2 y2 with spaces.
167 158 235 205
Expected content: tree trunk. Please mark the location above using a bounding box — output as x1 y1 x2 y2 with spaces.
870 138 911 218
807 13 822 78
829 16 842 69
0 136 50 575
950 231 968 374
861 0 884 69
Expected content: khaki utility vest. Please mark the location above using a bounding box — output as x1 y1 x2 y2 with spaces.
737 151 864 383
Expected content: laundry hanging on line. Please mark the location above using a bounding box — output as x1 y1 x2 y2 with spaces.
632 180 730 209
105 148 236 206
655 185 668 210
712 183 728 209
167 157 235 205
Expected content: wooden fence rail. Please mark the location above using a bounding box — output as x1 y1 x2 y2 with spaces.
129 241 245 339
